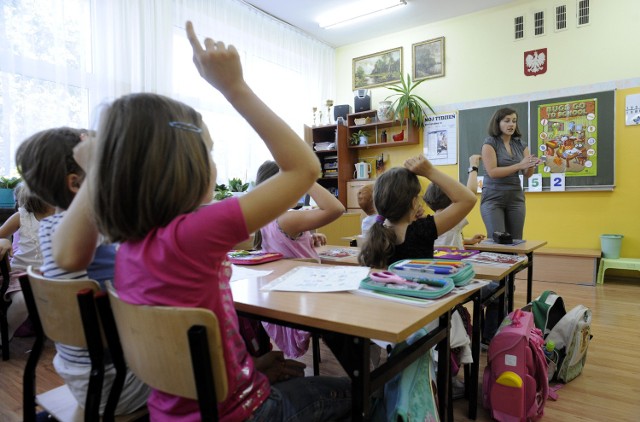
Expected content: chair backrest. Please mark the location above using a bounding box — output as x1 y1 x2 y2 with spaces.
26 266 100 347
1 251 12 360
105 282 228 403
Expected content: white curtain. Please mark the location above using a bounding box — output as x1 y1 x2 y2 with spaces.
0 0 335 186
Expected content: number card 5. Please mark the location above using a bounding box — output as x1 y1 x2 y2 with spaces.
528 173 543 192
550 173 566 191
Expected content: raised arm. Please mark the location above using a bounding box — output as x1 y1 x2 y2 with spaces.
466 154 481 192
51 136 99 271
186 22 319 234
404 155 476 236
277 183 345 236
482 144 539 179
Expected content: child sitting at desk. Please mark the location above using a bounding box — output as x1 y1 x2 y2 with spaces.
253 160 345 358
423 154 486 249
358 155 476 269
15 127 150 416
59 22 351 421
357 184 377 235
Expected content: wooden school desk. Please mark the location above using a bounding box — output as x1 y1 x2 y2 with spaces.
231 259 483 421
472 240 547 306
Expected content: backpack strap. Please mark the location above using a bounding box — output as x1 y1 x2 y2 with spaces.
527 327 550 419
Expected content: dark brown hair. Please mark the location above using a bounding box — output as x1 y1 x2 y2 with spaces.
92 93 211 242
487 107 521 138
252 160 280 249
15 127 85 210
358 167 421 268
423 182 451 211
15 182 52 215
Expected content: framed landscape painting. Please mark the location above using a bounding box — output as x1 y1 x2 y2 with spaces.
352 47 403 90
412 37 445 81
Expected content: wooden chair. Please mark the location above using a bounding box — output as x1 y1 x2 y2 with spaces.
19 267 144 422
1 251 11 360
103 281 228 421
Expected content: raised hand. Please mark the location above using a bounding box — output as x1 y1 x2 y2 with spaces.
404 154 433 177
469 154 481 167
185 21 245 98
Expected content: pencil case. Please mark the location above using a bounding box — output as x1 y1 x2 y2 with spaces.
359 275 455 300
388 258 476 287
227 250 284 265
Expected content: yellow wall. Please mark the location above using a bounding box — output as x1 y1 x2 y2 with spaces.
333 0 640 257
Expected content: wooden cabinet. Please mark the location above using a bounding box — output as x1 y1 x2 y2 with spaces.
347 110 419 150
304 123 356 207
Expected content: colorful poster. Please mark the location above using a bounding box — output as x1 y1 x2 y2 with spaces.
536 98 598 177
424 112 457 165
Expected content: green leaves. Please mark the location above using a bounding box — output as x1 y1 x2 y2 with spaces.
385 73 435 127
228 178 249 192
0 176 22 189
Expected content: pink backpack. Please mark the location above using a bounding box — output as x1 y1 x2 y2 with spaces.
483 309 549 421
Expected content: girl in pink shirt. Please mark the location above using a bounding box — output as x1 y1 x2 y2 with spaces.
56 21 350 422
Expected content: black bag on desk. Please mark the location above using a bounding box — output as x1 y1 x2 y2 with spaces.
492 231 513 244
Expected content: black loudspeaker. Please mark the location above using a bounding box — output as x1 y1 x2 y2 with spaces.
354 89 371 112
334 104 351 121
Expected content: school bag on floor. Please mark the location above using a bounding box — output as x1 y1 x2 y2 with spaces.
483 309 549 422
546 305 592 383
526 290 566 337
526 291 592 383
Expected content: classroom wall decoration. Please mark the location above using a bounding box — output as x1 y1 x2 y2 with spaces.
536 98 597 177
424 112 457 165
625 93 640 125
524 48 547 76
458 90 614 191
352 47 403 90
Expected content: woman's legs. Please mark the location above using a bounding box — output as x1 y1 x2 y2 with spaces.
504 190 526 240
480 189 506 236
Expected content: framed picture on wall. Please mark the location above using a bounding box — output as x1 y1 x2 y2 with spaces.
412 37 445 81
352 47 403 90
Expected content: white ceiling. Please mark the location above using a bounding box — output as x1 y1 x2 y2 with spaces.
243 0 518 48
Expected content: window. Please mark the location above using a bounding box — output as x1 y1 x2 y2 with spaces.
514 15 525 40
555 5 567 31
577 0 590 26
534 11 545 36
0 0 91 176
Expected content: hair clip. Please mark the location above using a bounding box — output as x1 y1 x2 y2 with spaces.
168 121 202 133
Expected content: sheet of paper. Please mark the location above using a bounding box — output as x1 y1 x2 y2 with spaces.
463 252 527 267
230 264 273 282
260 265 370 292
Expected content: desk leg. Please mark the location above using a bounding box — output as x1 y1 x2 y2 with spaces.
507 273 515 313
322 334 370 421
437 311 452 422
468 294 481 420
527 252 534 303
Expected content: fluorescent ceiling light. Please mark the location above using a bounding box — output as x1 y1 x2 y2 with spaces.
317 0 407 29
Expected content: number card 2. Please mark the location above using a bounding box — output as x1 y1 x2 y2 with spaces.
528 173 542 192
550 173 566 191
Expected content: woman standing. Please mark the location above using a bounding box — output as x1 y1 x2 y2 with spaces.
480 108 540 240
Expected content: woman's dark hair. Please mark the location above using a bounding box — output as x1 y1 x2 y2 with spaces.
358 167 421 268
423 182 451 211
15 127 85 210
487 107 521 138
253 160 280 249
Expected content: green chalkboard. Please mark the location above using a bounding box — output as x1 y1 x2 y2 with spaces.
457 91 615 191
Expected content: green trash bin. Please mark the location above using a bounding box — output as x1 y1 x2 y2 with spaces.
600 234 623 259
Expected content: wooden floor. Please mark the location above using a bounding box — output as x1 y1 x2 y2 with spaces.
2 276 639 421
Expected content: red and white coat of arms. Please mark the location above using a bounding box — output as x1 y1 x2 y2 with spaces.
524 48 547 76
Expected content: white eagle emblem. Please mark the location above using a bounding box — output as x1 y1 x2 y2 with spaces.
526 51 546 73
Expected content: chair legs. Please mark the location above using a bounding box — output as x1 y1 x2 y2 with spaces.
188 326 219 421
19 275 44 422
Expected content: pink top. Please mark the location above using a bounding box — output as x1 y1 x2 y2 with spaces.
260 218 318 260
115 198 270 422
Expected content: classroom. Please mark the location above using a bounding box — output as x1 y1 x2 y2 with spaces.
1 0 639 421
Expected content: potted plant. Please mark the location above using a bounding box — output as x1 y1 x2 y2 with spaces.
0 176 21 208
214 183 232 201
385 73 435 127
350 129 370 146
228 178 249 197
